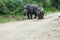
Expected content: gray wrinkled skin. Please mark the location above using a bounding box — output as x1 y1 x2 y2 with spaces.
36 7 44 19
36 7 44 15
23 4 44 19
23 9 28 16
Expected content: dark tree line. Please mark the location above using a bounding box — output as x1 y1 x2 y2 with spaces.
0 0 60 15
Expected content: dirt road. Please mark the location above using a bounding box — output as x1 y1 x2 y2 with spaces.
0 12 60 40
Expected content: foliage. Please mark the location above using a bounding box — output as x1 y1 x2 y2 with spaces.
0 0 60 15
0 0 60 23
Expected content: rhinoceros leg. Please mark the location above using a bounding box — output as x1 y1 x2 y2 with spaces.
30 12 33 19
27 12 30 19
34 12 37 19
38 11 44 19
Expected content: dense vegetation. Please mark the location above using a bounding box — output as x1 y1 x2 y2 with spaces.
0 0 60 23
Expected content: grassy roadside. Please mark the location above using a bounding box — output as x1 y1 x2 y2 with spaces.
0 15 27 23
0 11 60 23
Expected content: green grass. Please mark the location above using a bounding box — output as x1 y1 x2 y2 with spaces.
0 15 27 23
0 10 60 23
44 8 60 15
